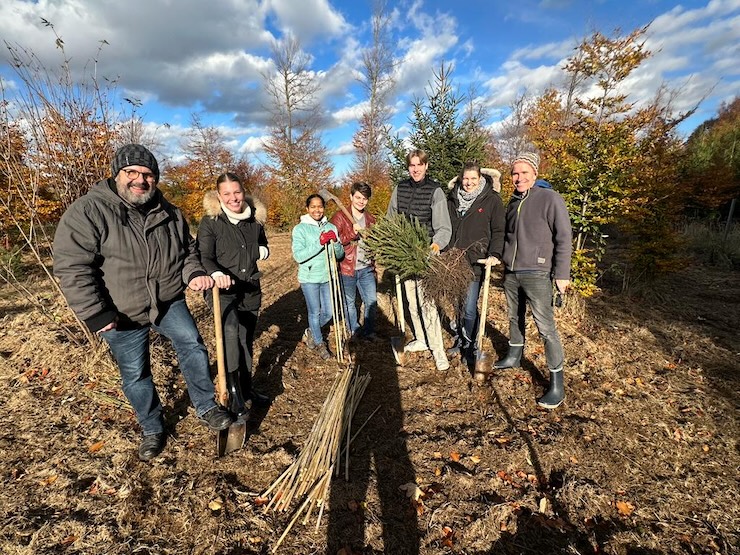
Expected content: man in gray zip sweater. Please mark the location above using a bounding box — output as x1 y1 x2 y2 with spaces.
54 144 234 461
494 152 572 409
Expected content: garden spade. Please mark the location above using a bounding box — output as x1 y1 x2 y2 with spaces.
390 274 406 366
474 258 495 381
212 287 247 456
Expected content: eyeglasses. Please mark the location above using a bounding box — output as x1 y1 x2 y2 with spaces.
122 168 156 182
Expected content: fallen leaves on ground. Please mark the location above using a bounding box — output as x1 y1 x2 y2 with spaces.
441 526 455 547
88 441 105 453
616 500 635 516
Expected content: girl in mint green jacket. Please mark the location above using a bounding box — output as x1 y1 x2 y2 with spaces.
292 194 344 359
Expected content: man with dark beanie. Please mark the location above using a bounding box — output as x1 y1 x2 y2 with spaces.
494 152 572 409
54 144 234 461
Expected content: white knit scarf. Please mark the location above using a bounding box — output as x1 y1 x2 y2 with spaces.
220 201 252 224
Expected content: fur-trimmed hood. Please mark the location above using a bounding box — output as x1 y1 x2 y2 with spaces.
202 190 267 225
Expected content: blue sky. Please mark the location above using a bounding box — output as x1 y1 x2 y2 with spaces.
1 0 738 180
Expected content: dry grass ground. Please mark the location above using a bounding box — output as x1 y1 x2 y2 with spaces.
0 232 737 554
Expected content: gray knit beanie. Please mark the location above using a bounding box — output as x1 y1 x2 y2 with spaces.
111 144 160 183
512 152 539 174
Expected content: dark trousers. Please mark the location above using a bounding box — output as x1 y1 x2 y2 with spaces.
503 271 564 370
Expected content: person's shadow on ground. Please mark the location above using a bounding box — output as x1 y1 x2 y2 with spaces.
325 293 420 554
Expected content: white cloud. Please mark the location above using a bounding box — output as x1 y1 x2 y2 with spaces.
331 141 355 156
239 135 269 154
266 0 350 42
331 101 369 126
1 0 738 177
511 39 575 62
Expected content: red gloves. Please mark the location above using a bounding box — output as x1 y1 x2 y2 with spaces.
319 230 337 245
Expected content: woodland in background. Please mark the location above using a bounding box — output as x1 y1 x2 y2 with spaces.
0 19 738 338
0 15 739 555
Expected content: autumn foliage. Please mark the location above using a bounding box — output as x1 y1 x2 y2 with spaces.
524 27 696 294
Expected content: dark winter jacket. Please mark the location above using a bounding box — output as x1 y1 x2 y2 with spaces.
53 179 207 331
330 209 376 277
197 191 268 311
447 181 505 278
501 185 573 281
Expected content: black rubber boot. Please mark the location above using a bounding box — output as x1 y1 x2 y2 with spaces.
493 344 523 369
226 370 249 417
239 367 271 408
537 368 564 409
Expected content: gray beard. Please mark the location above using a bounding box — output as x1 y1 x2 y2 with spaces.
117 182 156 206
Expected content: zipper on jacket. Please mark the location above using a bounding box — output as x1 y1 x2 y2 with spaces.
510 192 529 270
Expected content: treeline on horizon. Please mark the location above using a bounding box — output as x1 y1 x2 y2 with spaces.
1 20 738 318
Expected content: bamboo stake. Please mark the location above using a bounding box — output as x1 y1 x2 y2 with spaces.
326 243 344 362
263 365 371 551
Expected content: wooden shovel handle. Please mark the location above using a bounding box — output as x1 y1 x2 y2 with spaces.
395 274 405 333
476 260 493 351
319 188 356 224
213 287 228 405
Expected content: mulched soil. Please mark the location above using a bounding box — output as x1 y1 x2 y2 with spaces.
0 231 737 555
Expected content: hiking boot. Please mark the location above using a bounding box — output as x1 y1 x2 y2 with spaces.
302 328 316 349
315 342 332 360
138 432 166 462
537 368 565 409
404 339 429 352
493 344 523 369
199 406 236 431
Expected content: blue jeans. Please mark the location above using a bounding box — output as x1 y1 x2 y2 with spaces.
101 298 217 435
503 271 564 370
300 282 332 346
456 277 483 348
340 266 377 335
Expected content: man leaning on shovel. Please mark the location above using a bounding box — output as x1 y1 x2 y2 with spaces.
53 144 235 461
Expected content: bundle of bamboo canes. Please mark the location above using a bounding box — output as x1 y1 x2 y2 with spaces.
326 242 346 362
262 365 376 553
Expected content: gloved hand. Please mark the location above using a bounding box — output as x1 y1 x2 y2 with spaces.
259 246 270 260
319 230 337 245
430 243 440 255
